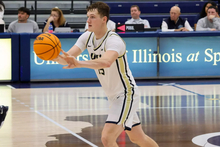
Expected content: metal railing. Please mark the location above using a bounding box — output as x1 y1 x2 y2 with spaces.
21 0 92 21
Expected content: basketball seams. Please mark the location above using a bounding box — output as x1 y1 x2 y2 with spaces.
53 35 61 55
48 42 60 60
36 47 54 55
52 35 59 55
33 43 54 48
47 43 60 60
49 47 56 60
40 34 57 46
52 34 61 48
44 33 61 58
36 42 60 60
36 43 59 55
34 33 61 60
50 43 60 56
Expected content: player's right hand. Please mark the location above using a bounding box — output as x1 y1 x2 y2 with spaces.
51 52 68 65
60 50 80 69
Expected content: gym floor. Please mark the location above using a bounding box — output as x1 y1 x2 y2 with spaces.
0 79 220 147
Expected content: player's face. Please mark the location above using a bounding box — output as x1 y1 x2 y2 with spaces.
51 11 59 22
207 8 217 17
130 7 140 19
18 11 29 22
87 9 106 32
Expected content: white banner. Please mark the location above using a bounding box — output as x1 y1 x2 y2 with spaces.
0 39 11 80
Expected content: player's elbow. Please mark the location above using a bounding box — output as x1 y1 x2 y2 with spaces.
103 60 112 68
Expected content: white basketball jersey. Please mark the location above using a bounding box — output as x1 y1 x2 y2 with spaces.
85 31 137 98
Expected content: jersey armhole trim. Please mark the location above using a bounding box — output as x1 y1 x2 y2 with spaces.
85 32 93 48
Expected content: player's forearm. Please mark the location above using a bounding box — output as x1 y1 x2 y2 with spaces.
67 45 82 57
78 58 111 69
53 56 68 65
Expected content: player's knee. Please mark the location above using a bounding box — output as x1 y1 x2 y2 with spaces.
101 135 108 146
129 136 139 144
129 135 147 145
101 135 114 147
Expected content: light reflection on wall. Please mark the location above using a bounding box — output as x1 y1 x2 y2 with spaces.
0 39 11 81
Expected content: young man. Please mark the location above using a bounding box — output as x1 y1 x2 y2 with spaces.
84 19 116 32
53 2 158 147
0 105 8 129
7 7 39 33
125 5 151 28
196 6 220 31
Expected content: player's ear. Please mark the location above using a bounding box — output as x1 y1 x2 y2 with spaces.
102 16 107 23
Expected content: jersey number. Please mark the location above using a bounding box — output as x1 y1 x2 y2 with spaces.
91 53 105 75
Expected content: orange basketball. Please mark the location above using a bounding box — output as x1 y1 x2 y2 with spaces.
33 33 61 60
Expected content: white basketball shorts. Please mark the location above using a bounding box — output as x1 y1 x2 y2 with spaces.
106 87 140 130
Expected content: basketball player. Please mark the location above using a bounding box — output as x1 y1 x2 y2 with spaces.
53 2 158 147
0 105 8 128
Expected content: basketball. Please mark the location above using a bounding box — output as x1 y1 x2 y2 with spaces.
33 33 61 60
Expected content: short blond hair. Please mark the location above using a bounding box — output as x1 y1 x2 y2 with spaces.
87 2 110 22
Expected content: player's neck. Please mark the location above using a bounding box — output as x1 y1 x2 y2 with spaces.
94 27 108 40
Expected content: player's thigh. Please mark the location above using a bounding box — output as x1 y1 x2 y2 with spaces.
102 123 124 140
125 124 146 142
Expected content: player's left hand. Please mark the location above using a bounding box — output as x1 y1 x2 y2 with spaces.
60 50 79 69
